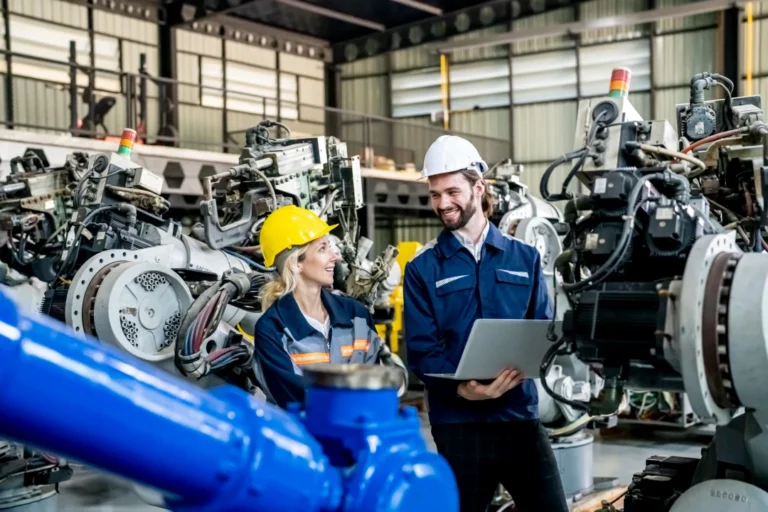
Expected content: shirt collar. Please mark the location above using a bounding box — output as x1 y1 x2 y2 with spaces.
438 221 506 258
451 221 490 248
274 288 354 340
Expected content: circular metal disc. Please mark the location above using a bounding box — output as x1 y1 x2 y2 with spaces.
727 253 768 409
514 217 563 274
65 249 143 336
92 261 192 362
670 479 768 511
678 233 740 424
499 205 533 236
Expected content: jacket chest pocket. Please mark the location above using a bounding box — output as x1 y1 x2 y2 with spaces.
494 269 532 317
434 275 476 321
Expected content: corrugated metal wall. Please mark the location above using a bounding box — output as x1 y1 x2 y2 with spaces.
579 0 649 45
9 0 87 27
511 7 575 55
450 25 509 63
174 27 327 150
0 3 160 137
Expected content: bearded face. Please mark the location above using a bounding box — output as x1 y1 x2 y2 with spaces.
428 171 482 231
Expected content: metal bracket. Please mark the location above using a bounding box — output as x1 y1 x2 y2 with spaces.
200 189 258 250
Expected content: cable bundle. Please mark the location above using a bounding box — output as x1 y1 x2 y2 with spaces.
175 272 256 378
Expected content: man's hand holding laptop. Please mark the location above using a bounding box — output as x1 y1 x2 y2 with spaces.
457 368 523 400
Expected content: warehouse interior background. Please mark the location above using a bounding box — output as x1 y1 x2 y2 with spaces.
3 0 764 249
1 1 767 510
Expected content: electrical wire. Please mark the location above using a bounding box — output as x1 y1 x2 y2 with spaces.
681 128 743 155
562 174 679 293
540 111 608 201
52 204 117 284
539 337 589 412
250 168 278 210
628 143 706 173
223 248 274 272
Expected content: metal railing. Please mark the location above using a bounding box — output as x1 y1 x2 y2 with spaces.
0 40 510 167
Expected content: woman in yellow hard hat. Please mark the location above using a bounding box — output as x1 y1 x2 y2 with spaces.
252 205 406 408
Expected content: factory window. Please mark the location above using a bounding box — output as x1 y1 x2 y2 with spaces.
200 57 298 119
391 59 512 117
391 67 442 118
511 49 578 104
579 40 651 97
6 16 91 85
449 59 510 111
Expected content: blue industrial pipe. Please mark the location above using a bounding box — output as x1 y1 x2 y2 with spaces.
0 289 457 511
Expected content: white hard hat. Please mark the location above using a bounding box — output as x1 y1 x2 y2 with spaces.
422 135 488 179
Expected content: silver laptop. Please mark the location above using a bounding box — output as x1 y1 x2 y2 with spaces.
425 319 562 381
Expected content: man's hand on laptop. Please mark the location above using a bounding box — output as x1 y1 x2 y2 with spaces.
457 369 522 400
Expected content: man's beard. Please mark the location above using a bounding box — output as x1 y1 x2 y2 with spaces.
438 199 477 231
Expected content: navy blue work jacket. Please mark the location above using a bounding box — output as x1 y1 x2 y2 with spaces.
252 289 382 408
404 223 553 424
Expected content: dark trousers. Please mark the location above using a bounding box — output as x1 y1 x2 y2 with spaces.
431 419 568 512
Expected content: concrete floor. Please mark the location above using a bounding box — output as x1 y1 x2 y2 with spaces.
38 415 710 511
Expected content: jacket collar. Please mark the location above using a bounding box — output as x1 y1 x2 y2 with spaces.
274 288 354 340
437 222 507 258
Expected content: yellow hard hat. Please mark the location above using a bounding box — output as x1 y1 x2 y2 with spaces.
259 205 337 268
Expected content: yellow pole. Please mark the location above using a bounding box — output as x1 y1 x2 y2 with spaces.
440 53 449 130
746 2 754 96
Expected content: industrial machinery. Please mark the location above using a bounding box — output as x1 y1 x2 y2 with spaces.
4 122 397 371
541 68 768 510
0 123 405 510
0 288 458 512
0 150 89 283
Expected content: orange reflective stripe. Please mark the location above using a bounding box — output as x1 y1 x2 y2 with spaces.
290 352 330 365
341 346 354 357
354 339 369 351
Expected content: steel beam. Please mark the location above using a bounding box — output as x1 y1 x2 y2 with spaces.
276 0 386 32
167 0 261 28
434 0 750 53
333 0 592 65
390 0 442 16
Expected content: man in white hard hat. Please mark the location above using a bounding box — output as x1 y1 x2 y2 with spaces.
404 135 567 512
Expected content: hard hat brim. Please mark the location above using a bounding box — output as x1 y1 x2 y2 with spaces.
263 223 338 268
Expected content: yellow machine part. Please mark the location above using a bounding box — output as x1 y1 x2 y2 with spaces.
375 241 422 352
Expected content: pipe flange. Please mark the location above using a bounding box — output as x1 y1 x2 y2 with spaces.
678 233 741 425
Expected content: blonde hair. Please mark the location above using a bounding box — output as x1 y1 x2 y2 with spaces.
260 245 309 310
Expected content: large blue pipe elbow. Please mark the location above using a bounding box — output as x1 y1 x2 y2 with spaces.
0 290 458 512
0 291 341 511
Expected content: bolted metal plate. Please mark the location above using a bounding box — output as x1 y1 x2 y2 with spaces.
65 246 178 336
93 261 192 362
678 233 740 425
514 217 562 275
727 253 768 410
